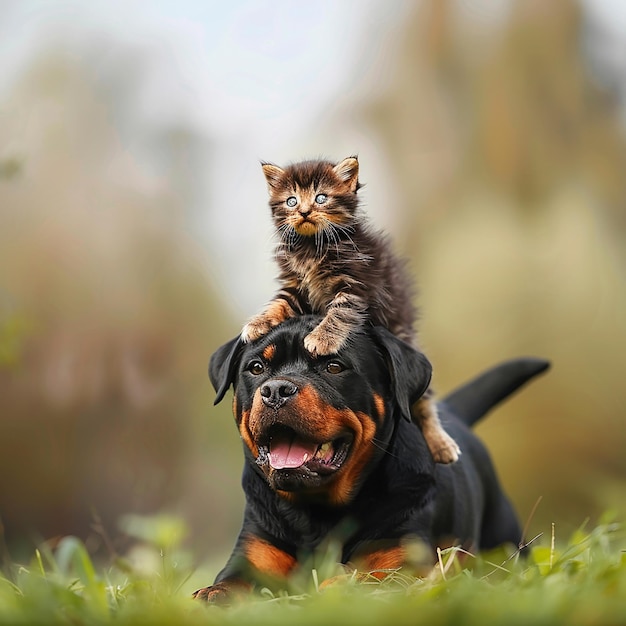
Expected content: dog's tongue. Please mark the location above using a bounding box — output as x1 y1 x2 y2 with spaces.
269 433 318 469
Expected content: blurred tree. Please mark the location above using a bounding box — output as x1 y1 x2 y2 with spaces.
361 0 626 534
0 48 240 560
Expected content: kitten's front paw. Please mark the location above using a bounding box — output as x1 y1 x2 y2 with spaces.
304 329 343 356
241 319 270 343
430 433 461 465
242 302 297 343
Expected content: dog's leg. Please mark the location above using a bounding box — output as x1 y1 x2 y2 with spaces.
357 545 406 580
319 544 408 589
413 393 461 464
192 580 251 605
193 533 297 604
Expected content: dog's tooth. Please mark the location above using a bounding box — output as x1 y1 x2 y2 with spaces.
314 442 332 460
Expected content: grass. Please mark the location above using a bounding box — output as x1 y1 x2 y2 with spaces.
1 514 625 626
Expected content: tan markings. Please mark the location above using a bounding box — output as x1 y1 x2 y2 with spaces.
244 384 378 506
360 546 406 579
283 387 376 506
244 535 296 578
275 488 296 503
232 396 238 416
238 408 259 458
328 410 377 506
262 344 276 362
372 393 385 422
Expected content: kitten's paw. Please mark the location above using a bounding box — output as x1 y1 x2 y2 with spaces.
429 433 461 465
304 329 343 356
242 302 297 343
241 319 271 343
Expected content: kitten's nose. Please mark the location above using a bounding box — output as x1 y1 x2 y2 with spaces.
298 206 312 217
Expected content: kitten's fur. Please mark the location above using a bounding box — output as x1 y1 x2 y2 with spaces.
242 156 460 464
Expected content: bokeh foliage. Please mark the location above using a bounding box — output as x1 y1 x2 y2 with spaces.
0 0 624 566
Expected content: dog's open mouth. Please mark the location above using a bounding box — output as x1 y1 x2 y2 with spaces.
255 425 352 490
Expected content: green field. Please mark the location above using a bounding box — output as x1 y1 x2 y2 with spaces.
1 514 624 626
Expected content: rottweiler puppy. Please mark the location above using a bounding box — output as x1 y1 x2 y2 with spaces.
194 316 549 602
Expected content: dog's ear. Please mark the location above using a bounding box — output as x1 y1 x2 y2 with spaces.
370 326 432 422
209 336 244 405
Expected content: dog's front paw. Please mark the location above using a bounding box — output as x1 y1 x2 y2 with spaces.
192 581 250 605
304 328 343 357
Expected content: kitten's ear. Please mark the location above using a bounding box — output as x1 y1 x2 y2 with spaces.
333 156 359 193
261 163 286 192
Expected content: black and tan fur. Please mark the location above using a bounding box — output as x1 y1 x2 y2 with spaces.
194 316 550 603
241 156 459 463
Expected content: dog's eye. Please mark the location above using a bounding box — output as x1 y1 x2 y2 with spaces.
248 360 265 375
286 196 298 208
326 361 344 374
315 193 327 204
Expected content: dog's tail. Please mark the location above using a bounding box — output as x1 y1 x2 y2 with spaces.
441 358 550 428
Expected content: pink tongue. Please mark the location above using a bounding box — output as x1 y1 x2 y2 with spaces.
269 434 318 470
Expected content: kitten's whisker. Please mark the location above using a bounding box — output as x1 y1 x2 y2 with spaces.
321 220 342 256
371 437 396 458
315 229 324 258
276 222 292 243
321 220 335 246
335 222 356 235
334 225 361 256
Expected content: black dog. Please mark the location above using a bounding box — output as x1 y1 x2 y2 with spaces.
194 316 549 602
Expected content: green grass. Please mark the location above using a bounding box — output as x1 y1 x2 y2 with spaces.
1 514 625 626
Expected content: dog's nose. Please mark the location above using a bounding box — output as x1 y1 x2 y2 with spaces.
260 379 298 409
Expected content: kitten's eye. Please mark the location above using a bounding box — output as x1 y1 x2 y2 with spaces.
286 196 298 208
326 361 344 374
315 193 328 204
248 360 265 375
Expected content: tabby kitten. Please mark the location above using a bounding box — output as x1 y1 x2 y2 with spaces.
242 156 460 464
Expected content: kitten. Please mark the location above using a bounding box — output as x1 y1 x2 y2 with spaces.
242 156 460 464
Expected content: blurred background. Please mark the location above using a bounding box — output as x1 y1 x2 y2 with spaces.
1 0 625 570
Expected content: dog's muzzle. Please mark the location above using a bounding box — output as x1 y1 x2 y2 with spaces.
249 379 354 492
260 379 298 410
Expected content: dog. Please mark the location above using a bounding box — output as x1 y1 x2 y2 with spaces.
194 315 549 602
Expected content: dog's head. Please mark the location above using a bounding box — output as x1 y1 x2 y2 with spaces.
209 316 432 506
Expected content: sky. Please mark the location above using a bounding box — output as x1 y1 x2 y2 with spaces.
0 0 408 134
0 0 416 314
1 0 625 315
